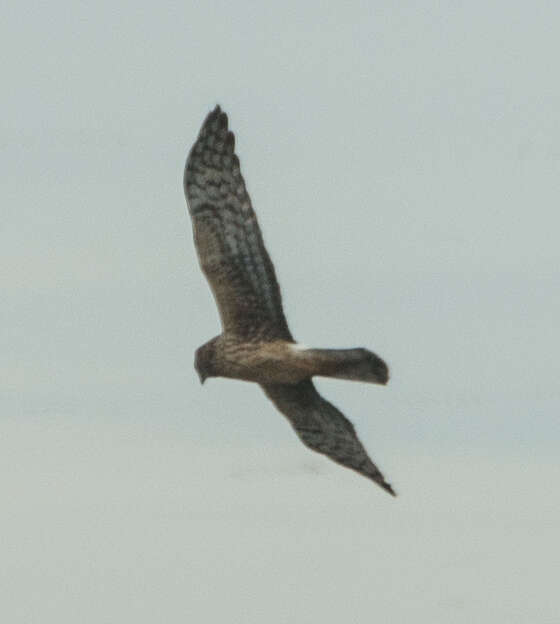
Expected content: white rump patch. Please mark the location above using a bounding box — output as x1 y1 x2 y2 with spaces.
290 343 310 352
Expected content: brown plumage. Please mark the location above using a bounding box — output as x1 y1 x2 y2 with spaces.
184 106 395 496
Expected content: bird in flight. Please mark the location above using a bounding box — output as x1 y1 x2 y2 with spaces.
184 106 395 495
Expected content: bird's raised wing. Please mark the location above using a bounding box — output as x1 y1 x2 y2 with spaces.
184 106 292 341
262 380 395 495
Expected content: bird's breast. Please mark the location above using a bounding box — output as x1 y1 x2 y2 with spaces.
218 340 313 384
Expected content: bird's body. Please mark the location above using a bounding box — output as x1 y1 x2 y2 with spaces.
197 337 389 386
184 106 395 496
197 338 310 384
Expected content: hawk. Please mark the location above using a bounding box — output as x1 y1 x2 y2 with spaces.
184 106 395 496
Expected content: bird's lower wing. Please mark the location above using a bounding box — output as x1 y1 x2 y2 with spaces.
262 380 395 495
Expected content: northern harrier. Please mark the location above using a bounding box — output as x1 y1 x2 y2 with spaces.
184 106 395 495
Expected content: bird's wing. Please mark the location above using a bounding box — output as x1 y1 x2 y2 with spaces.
262 380 395 495
184 106 292 341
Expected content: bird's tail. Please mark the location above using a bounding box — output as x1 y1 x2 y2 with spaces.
298 347 389 385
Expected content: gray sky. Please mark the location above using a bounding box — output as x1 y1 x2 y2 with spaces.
2 2 559 622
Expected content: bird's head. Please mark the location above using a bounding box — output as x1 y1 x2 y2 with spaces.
194 338 219 384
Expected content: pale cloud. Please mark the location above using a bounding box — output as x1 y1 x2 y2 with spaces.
2 1 560 622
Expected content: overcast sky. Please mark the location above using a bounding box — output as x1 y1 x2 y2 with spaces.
2 2 559 622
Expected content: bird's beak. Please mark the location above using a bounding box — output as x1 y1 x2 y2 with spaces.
197 371 207 385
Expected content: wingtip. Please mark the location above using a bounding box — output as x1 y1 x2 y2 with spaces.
201 104 227 130
376 476 396 496
384 483 397 497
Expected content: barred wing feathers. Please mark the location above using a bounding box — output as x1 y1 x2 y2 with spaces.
263 380 396 495
184 106 292 341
